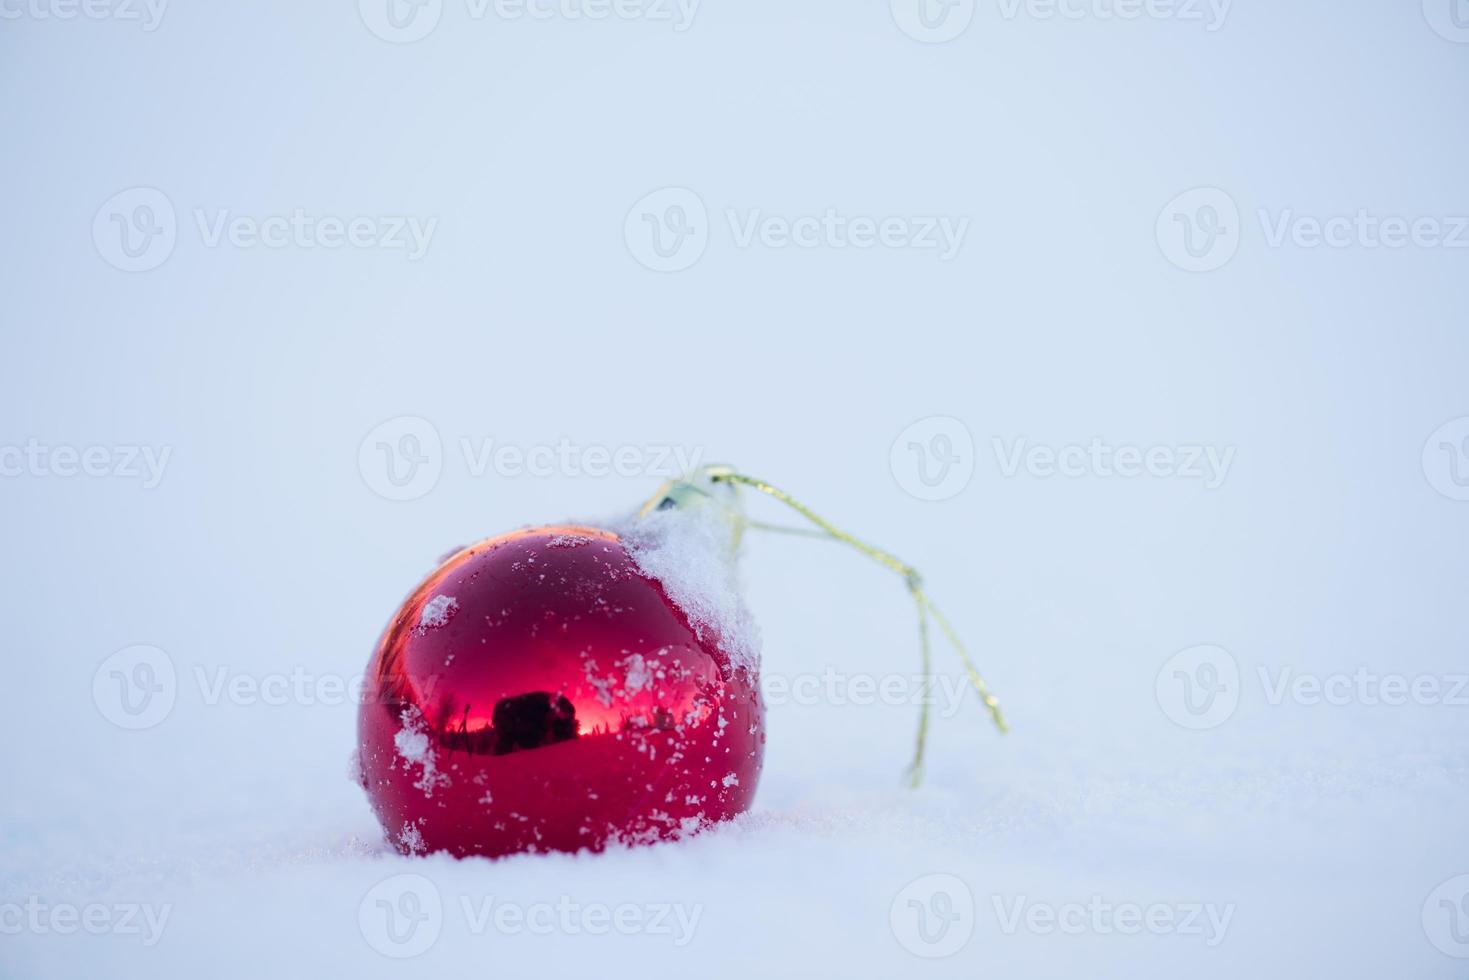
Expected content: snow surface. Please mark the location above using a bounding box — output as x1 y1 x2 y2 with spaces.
6 511 1465 978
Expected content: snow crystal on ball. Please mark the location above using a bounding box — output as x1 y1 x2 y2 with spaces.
612 505 761 672
394 721 429 763
417 593 458 631
398 822 426 854
394 707 450 798
622 652 652 694
547 533 593 549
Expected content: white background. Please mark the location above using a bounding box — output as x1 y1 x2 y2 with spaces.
2 1 1468 976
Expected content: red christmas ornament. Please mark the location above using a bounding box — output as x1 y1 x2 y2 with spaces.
356 512 764 858
356 465 1007 859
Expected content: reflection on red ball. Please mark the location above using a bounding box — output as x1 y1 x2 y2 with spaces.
356 525 764 858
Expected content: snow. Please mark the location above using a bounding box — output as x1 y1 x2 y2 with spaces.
547 533 594 549
7 701 1464 979
396 823 426 855
623 654 654 697
416 594 458 632
6 469 1464 980
393 715 430 764
393 708 450 799
9 526 1465 980
614 503 762 672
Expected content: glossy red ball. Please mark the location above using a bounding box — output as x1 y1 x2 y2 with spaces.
356 524 764 858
